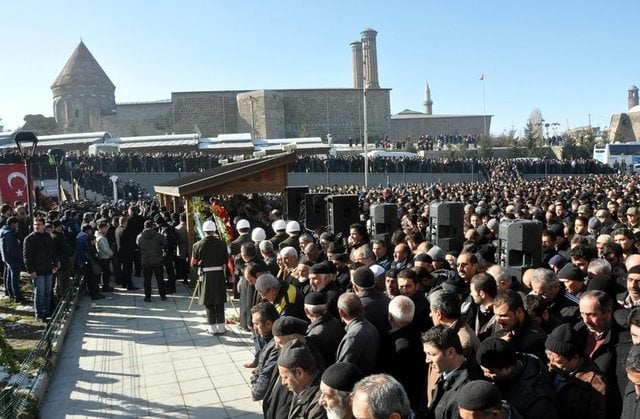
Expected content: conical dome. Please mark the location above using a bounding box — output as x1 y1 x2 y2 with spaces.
51 41 114 89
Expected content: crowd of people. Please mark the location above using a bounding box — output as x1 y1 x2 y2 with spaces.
172 170 640 418
5 160 640 417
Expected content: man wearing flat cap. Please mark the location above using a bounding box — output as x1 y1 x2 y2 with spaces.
318 362 363 419
457 380 523 419
277 339 325 419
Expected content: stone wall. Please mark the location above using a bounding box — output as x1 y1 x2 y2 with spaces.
102 101 173 136
390 115 491 139
103 88 390 141
172 91 242 137
281 88 390 142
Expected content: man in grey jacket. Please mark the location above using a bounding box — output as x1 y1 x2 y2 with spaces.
137 220 166 302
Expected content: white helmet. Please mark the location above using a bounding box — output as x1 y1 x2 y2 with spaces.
236 219 250 230
202 220 217 232
272 219 286 232
251 228 266 242
286 220 300 233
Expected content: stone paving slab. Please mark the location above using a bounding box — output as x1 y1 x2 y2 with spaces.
40 281 262 418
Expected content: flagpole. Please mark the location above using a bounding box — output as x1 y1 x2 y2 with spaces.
481 74 487 135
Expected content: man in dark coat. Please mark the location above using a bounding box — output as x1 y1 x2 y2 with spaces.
491 290 548 362
137 220 167 302
351 266 390 337
277 339 325 419
576 290 624 417
476 337 559 419
380 295 426 411
251 302 280 402
0 217 24 302
24 217 60 321
336 293 380 375
304 292 345 367
423 325 478 419
51 220 74 299
622 344 640 418
115 216 138 290
191 220 229 335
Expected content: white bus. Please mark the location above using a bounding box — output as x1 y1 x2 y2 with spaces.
593 142 640 168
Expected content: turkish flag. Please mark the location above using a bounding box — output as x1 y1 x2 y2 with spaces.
0 164 30 204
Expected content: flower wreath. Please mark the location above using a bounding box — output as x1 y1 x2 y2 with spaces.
192 197 234 244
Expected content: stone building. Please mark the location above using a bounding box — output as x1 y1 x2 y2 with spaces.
48 29 491 143
608 85 640 142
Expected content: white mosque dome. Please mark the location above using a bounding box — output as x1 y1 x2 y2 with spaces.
629 105 640 113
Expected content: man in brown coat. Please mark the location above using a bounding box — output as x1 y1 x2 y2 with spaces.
545 323 606 419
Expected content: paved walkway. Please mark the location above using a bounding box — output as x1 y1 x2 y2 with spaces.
40 281 262 419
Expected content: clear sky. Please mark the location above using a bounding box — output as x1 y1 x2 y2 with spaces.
1 0 638 137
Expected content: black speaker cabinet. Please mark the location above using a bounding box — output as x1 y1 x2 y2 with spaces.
326 194 359 236
370 203 398 235
428 201 464 252
304 193 329 230
497 219 542 281
285 186 308 221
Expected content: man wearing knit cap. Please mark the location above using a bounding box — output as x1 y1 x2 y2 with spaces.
476 337 558 418
319 362 364 419
544 323 606 419
277 339 324 419
457 380 523 419
304 292 344 367
351 265 390 337
557 262 586 303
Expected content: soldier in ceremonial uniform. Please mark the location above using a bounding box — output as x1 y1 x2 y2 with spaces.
191 220 229 335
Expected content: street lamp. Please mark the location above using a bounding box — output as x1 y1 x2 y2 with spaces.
48 148 65 204
11 131 38 226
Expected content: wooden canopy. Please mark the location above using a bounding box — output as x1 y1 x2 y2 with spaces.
154 151 297 250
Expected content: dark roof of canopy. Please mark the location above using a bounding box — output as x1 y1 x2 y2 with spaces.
154 152 296 197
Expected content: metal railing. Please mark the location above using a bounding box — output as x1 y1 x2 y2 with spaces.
0 275 83 418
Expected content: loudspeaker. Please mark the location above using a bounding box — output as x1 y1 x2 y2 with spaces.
304 193 329 230
285 186 308 221
428 201 464 252
327 194 359 236
370 203 398 235
497 219 542 282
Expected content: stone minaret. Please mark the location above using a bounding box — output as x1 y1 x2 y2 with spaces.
51 41 115 133
629 85 639 110
424 83 433 115
350 41 363 89
360 28 380 89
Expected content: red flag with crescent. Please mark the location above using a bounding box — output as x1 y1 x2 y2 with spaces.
0 164 30 204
